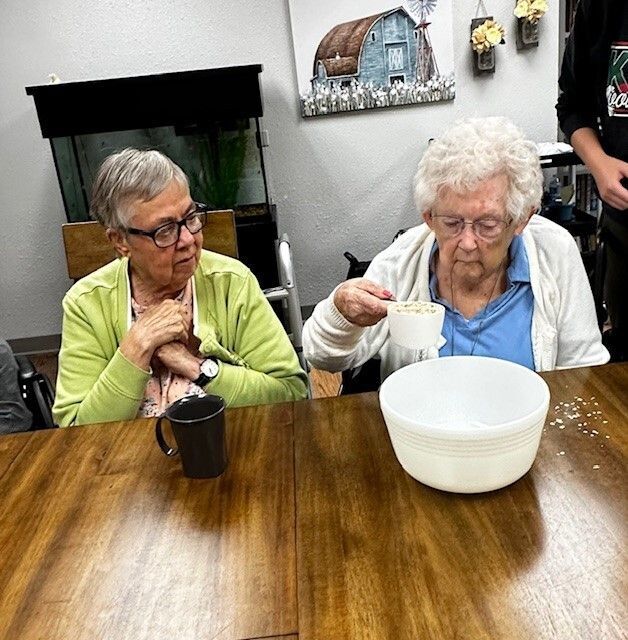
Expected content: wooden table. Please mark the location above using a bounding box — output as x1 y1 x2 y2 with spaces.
295 364 627 640
0 364 626 639
0 404 297 640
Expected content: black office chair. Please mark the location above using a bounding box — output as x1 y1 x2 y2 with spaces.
15 355 56 429
340 358 382 395
342 230 407 281
343 251 371 280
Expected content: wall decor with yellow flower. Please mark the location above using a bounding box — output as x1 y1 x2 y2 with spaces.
470 11 506 75
514 0 548 49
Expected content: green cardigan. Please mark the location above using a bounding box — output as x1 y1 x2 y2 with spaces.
53 251 308 426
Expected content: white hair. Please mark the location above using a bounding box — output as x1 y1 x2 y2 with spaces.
90 148 189 228
413 117 543 224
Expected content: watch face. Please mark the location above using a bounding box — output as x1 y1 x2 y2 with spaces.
201 358 219 379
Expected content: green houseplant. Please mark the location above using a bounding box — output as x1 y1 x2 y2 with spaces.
191 122 248 210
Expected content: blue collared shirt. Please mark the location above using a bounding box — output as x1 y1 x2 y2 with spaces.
429 235 535 369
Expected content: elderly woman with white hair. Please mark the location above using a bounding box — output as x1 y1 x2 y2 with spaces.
53 148 307 427
303 117 609 380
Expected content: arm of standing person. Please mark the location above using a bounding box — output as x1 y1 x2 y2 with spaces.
570 128 628 211
556 0 628 211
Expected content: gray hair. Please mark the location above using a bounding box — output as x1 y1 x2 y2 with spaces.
90 148 189 228
413 117 543 224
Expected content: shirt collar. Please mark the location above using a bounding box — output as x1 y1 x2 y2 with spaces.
507 235 531 285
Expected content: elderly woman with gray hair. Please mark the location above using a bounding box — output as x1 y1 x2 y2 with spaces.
303 117 609 380
53 149 307 427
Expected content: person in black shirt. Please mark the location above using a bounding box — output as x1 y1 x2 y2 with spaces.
557 0 628 361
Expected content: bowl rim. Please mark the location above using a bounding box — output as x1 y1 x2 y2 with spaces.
379 356 550 440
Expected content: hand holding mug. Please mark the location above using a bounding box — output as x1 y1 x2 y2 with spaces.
334 278 395 327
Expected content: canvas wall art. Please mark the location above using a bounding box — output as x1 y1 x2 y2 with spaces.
288 0 455 117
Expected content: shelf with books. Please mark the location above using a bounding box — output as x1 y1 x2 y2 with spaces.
574 173 601 217
539 147 599 263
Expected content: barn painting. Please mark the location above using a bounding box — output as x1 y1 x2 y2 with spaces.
288 1 455 117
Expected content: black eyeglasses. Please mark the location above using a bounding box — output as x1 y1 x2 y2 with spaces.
430 214 512 241
125 203 210 248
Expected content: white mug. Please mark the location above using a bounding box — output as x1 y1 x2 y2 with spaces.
387 301 445 350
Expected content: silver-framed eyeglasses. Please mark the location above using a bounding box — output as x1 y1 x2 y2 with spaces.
430 214 512 240
125 203 210 248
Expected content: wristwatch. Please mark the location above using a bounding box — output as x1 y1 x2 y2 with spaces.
193 357 220 388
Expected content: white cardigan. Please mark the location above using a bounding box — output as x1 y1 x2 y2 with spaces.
303 215 609 378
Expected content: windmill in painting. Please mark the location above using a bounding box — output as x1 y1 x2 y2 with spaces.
300 1 454 117
411 0 439 82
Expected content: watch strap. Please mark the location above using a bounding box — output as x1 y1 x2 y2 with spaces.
193 371 211 388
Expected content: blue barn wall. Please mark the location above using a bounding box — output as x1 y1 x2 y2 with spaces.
358 18 386 84
377 10 417 84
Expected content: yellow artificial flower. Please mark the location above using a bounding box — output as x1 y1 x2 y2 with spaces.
486 26 503 45
514 1 530 18
530 0 548 14
471 19 505 53
515 0 548 23
472 30 488 53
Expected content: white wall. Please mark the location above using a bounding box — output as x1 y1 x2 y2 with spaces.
0 0 559 341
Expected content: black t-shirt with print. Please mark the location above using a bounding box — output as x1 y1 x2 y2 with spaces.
603 6 628 166
597 2 628 220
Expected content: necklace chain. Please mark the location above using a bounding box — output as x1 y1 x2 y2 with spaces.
449 259 504 357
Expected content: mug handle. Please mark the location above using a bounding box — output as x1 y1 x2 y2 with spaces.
155 417 178 456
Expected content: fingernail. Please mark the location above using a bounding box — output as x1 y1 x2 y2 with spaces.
383 290 394 299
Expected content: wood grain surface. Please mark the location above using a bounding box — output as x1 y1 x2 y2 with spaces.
1 364 626 640
294 364 628 640
0 403 296 640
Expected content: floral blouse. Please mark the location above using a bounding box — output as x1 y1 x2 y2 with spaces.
132 280 206 417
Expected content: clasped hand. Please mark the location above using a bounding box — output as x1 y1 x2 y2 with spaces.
120 299 199 376
333 278 395 327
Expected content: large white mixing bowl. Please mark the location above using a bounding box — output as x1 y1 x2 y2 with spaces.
379 356 550 493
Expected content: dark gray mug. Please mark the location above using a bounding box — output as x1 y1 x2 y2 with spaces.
155 394 228 478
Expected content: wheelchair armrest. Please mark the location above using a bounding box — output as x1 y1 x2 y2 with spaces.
15 354 37 381
15 354 57 429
